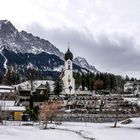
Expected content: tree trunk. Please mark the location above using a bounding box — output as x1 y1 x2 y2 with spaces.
114 95 119 128
44 121 48 129
114 112 118 128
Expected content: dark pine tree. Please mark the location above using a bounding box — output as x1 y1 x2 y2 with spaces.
81 73 86 90
53 78 63 96
1 66 20 85
45 81 51 100
74 72 81 90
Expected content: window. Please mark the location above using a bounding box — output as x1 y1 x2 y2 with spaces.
68 64 70 70
68 61 71 64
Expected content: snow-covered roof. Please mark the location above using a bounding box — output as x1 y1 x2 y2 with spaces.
124 98 140 106
36 84 47 90
0 100 15 106
14 80 54 91
1 106 25 111
53 65 64 72
0 100 25 111
124 82 133 86
0 85 15 93
0 85 14 89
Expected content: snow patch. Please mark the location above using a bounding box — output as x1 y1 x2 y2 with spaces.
53 65 64 72
0 49 8 76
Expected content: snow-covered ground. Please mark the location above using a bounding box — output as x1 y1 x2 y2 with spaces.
0 118 140 140
0 125 84 140
58 118 140 140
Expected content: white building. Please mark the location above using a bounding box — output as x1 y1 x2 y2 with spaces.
62 48 75 94
124 81 140 95
0 85 16 100
124 81 134 92
134 82 140 95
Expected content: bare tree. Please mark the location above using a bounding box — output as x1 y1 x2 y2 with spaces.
39 100 62 129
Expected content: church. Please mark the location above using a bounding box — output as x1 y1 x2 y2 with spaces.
62 48 75 94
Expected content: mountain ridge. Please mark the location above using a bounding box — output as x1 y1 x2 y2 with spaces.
0 20 99 78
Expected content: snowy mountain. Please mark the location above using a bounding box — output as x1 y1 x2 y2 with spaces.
0 20 63 58
73 57 99 73
0 20 99 78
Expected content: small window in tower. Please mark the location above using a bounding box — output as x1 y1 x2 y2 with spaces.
68 64 70 70
68 61 71 64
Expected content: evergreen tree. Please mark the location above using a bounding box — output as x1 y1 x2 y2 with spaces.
53 78 63 96
0 72 3 84
45 81 51 100
81 73 86 90
74 72 81 90
26 67 37 91
89 73 95 90
73 71 125 91
1 66 20 85
45 81 51 94
125 75 130 81
85 73 90 90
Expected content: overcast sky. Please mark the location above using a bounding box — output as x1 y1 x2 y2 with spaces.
0 0 140 78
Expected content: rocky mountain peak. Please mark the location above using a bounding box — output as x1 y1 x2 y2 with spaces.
73 56 99 73
0 20 17 35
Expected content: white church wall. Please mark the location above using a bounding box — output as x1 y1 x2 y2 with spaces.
62 48 75 95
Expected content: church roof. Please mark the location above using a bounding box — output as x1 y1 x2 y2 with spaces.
36 84 47 90
64 48 73 61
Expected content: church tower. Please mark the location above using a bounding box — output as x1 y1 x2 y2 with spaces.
62 48 75 94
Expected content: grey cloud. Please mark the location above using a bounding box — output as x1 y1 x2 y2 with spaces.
25 23 140 76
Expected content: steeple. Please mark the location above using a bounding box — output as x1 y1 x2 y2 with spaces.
62 44 75 95
64 46 73 61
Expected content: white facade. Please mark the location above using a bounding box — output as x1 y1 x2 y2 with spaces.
0 85 15 93
134 82 140 95
124 81 140 95
62 59 75 95
124 82 134 92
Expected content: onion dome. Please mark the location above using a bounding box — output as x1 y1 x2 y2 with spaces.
64 48 73 61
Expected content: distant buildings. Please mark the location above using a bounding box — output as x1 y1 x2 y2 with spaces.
124 81 140 95
124 81 134 93
15 80 54 105
0 80 54 121
0 85 16 100
0 100 25 121
0 85 25 121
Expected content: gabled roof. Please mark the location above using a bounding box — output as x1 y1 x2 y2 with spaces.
36 84 47 90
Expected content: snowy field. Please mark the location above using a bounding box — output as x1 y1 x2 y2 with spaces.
0 118 140 140
0 125 85 140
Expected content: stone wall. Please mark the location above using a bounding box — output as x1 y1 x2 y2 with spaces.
54 113 140 123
